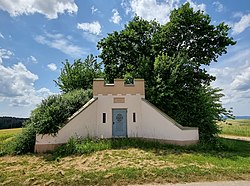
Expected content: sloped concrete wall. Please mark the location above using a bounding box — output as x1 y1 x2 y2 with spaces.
140 99 199 145
35 98 98 153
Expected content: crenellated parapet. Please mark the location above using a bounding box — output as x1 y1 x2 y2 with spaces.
93 78 145 96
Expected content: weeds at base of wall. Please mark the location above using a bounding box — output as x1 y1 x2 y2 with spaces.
2 130 249 159
50 136 247 160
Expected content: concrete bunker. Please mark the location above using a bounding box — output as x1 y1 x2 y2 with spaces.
35 79 199 153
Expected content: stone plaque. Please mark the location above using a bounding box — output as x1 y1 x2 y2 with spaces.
114 97 125 103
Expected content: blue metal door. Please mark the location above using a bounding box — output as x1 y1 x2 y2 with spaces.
112 109 127 137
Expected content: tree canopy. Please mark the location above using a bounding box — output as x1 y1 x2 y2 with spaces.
98 16 160 83
55 54 103 93
98 3 235 84
153 3 235 65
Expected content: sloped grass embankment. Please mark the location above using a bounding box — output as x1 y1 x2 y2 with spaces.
0 135 250 185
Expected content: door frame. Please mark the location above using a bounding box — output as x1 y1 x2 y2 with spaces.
112 108 127 137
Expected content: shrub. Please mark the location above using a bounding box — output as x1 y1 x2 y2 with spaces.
0 122 36 155
11 89 92 154
32 89 92 135
12 122 36 154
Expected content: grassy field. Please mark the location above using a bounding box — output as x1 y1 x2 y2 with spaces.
0 128 22 148
0 136 250 185
0 128 22 140
0 126 250 185
219 119 250 137
0 128 22 156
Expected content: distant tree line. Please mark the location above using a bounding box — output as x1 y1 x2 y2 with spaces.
0 117 28 129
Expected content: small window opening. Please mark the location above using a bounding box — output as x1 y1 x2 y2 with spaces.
103 113 106 123
133 113 136 122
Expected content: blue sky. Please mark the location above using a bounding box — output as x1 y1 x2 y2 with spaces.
0 0 250 118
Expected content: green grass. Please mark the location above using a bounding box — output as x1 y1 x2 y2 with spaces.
219 119 250 137
0 128 22 155
0 128 22 141
0 137 250 185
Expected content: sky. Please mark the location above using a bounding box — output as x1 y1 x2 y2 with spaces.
0 0 250 118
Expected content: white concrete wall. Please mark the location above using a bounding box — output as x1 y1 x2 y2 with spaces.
95 94 143 138
36 94 199 147
140 99 199 141
36 98 98 145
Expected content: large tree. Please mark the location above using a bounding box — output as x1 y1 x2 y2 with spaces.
55 54 103 93
97 3 236 140
153 3 235 65
153 53 233 139
97 16 160 83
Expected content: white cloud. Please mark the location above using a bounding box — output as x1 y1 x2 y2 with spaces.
10 98 31 107
0 32 4 39
47 63 57 71
121 0 132 15
0 60 54 110
186 0 206 12
91 5 98 14
9 86 54 107
231 65 250 91
208 67 234 80
0 85 54 117
233 12 243 18
35 32 87 58
0 48 14 63
127 0 179 24
77 21 101 35
232 13 250 35
110 9 122 24
81 32 100 44
223 48 250 64
28 55 38 64
212 1 223 12
208 65 239 106
122 0 205 25
0 0 78 19
206 45 250 113
0 62 38 98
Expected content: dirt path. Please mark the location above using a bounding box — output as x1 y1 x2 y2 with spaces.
219 134 250 142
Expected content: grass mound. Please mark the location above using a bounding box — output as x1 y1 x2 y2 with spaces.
1 137 249 185
52 137 250 159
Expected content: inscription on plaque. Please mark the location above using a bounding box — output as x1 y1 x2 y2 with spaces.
114 97 125 103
